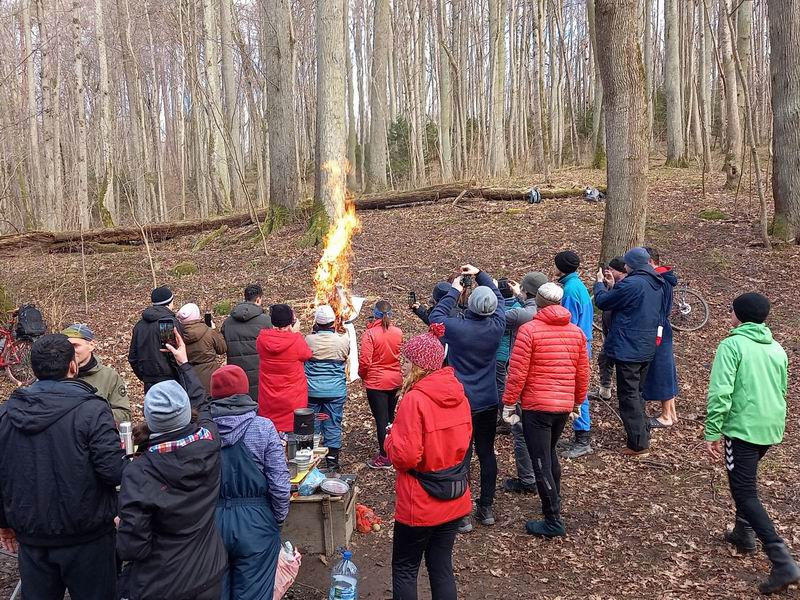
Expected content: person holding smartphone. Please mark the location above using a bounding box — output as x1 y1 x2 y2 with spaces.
128 286 182 393
177 302 227 395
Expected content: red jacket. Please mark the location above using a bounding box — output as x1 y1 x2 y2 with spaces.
358 320 403 391
385 367 472 527
256 329 313 432
501 305 590 413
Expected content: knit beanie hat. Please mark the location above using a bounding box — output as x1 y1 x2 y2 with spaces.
144 380 192 434
521 272 548 296
270 304 294 328
609 257 626 273
623 247 651 271
176 303 201 323
733 292 770 324
536 282 564 308
468 286 498 316
315 304 336 325
62 323 95 341
211 364 250 399
403 323 446 372
432 281 452 303
151 286 174 306
555 251 580 274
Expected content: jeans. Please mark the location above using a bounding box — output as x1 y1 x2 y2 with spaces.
366 388 398 456
392 519 459 600
522 410 569 520
572 342 592 432
19 531 116 600
308 395 346 450
471 407 498 508
511 405 535 486
726 437 782 546
615 360 651 451
495 361 509 400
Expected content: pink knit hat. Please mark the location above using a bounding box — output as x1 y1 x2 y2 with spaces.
403 323 446 371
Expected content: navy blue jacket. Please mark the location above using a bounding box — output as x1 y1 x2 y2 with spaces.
593 267 668 363
429 272 506 413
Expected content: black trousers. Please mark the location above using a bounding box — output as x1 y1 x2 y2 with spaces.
726 437 782 546
392 519 459 600
471 407 498 508
19 531 116 600
598 346 615 388
367 388 398 455
615 360 651 451
522 410 569 520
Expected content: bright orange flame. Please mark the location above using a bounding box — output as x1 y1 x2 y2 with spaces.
313 160 361 321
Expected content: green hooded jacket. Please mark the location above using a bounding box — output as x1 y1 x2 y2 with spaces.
78 356 131 424
705 322 788 445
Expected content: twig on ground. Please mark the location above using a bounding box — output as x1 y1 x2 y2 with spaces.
358 265 411 273
595 395 624 425
451 189 468 207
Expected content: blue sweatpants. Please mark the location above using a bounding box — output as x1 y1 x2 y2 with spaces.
309 395 346 449
573 342 592 432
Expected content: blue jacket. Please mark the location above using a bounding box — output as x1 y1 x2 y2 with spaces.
429 272 506 412
560 272 593 345
305 330 349 399
496 297 523 363
593 267 668 363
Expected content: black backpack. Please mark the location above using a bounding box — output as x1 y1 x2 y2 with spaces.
408 445 473 501
15 304 47 339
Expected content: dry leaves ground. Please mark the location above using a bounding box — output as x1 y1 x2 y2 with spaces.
1 164 799 599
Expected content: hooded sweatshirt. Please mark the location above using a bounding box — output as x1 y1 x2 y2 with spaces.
705 323 788 446
128 305 181 385
222 302 273 402
256 328 313 432
0 378 124 546
385 367 473 527
182 320 227 394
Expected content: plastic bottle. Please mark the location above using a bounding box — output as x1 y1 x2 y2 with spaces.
328 550 358 600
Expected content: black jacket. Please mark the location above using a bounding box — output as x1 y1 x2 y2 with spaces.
128 305 181 386
117 363 227 600
221 302 272 401
0 378 124 547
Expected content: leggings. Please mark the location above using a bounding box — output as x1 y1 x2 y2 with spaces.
471 407 498 508
367 388 399 456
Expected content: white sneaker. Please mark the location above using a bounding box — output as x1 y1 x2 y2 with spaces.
598 385 612 400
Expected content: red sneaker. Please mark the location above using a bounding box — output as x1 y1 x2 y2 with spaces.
367 454 393 470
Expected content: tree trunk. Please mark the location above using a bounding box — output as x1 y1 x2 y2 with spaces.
595 0 650 261
720 0 742 189
665 0 687 166
769 0 800 242
643 0 654 141
73 0 90 228
736 0 752 126
219 0 244 208
587 0 605 168
437 0 454 181
94 0 115 225
366 0 391 191
488 0 509 176
698 3 713 172
344 0 358 189
21 0 40 217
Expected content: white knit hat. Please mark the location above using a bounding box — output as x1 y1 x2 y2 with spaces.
315 304 336 325
536 282 564 307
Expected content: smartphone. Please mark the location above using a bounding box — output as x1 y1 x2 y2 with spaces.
461 274 473 289
599 262 607 270
204 312 213 327
408 291 417 307
498 277 510 294
158 319 177 348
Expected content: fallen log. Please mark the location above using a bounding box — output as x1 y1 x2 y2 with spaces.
354 180 477 210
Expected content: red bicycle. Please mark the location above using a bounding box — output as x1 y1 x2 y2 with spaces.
0 312 36 386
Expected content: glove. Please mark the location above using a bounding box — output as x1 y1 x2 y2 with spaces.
502 405 520 426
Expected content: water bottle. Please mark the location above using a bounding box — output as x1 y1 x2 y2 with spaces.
328 550 358 600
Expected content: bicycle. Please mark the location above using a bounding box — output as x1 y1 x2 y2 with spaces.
591 282 710 335
0 312 36 386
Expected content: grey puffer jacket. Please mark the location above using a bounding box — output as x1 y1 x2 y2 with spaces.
506 296 538 350
221 303 272 402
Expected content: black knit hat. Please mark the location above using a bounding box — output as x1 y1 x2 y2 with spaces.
151 286 174 306
732 293 770 324
555 251 580 274
270 304 295 328
609 257 626 273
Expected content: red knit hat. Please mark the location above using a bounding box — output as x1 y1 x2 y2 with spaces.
403 323 446 371
211 365 250 399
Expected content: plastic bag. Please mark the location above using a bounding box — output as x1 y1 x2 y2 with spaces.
273 541 302 599
298 467 326 496
356 503 383 533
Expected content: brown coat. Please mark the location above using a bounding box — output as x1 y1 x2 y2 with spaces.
182 320 227 394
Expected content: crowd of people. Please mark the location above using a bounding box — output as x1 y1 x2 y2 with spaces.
0 249 797 599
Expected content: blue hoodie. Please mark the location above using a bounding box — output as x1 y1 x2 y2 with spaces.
559 272 594 349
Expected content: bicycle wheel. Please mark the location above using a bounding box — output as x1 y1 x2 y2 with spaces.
6 338 35 386
671 288 710 332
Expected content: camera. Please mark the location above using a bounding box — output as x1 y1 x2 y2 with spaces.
408 291 417 308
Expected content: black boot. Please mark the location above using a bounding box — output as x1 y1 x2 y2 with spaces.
725 518 756 554
560 430 592 459
325 448 340 472
759 542 800 595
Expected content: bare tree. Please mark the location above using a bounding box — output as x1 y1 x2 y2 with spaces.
73 0 90 228
488 0 509 176
665 0 687 166
719 0 742 189
366 0 390 191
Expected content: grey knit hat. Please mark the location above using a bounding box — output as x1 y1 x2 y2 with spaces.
536 282 564 308
521 272 548 296
468 286 498 316
144 380 192 435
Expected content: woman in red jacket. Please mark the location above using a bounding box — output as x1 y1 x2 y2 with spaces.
501 283 590 538
359 300 403 469
256 304 312 433
386 323 472 600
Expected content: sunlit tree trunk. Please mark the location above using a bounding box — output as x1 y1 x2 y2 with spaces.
366 0 390 191
488 0 509 176
719 0 742 189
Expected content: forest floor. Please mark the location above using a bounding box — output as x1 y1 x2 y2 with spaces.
1 163 800 599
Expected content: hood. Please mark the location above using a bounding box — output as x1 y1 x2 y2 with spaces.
629 266 665 291
230 302 264 322
258 328 300 353
6 379 96 434
141 424 218 491
210 394 257 418
142 304 175 323
82 355 104 375
181 320 209 344
656 266 678 286
731 322 774 345
535 305 572 326
213 411 256 447
412 367 466 409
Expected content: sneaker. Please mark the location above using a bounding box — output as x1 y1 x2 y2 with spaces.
457 516 473 534
476 506 495 526
504 478 537 494
621 447 650 458
525 518 566 538
590 385 612 400
367 454 393 470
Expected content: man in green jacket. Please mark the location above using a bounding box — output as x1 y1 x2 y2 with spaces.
63 324 131 424
705 293 800 595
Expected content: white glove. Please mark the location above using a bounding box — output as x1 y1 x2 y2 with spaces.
502 405 520 426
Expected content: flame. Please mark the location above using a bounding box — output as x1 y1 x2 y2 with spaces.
313 160 361 322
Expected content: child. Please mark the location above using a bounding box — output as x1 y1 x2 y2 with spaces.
705 292 800 594
305 305 350 470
